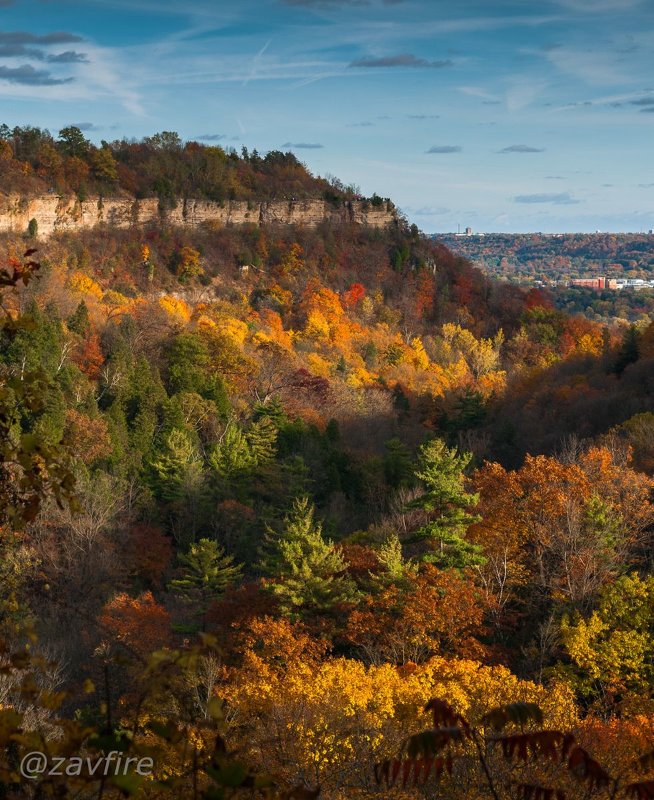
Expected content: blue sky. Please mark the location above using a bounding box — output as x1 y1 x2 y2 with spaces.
1 0 654 232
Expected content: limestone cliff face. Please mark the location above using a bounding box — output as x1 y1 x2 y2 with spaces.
0 194 396 237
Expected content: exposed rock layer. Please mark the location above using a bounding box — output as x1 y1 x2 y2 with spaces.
0 194 396 236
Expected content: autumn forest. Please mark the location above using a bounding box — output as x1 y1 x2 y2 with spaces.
3 127 654 799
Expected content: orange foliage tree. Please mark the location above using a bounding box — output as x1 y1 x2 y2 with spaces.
346 565 488 665
99 591 172 658
470 447 654 631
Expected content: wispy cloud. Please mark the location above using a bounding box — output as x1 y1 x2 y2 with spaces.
0 43 42 58
543 45 630 86
514 192 579 204
243 38 271 87
0 44 88 62
426 145 461 153
69 121 101 131
499 144 545 153
196 133 227 141
0 64 73 85
282 141 324 148
458 85 500 103
408 113 439 119
0 31 83 45
350 53 452 68
505 79 548 112
47 51 89 63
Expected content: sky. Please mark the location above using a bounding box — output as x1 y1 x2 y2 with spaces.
1 0 654 233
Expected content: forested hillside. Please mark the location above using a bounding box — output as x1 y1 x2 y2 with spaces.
3 156 654 798
0 124 388 206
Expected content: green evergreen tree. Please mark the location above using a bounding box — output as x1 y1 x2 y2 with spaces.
125 357 168 465
67 300 90 336
325 418 340 443
32 383 66 447
151 429 205 501
259 496 357 617
373 532 416 588
167 333 229 413
246 415 278 466
150 429 208 545
362 340 378 368
446 390 486 432
209 424 255 481
170 538 241 631
613 325 640 376
384 438 413 489
409 438 483 569
252 396 286 428
104 401 130 474
3 300 64 377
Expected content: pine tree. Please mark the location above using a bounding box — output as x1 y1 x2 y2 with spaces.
125 357 167 466
373 532 416 588
210 424 255 480
252 396 286 428
260 496 357 617
32 383 66 447
170 539 241 631
166 332 229 414
150 429 208 545
151 429 203 502
384 438 413 489
613 325 640 375
246 415 278 466
409 438 484 569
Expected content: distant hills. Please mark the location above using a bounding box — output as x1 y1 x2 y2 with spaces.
434 232 654 283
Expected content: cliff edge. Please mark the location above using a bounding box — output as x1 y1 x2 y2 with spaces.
0 194 397 237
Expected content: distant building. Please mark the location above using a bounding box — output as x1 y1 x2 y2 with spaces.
570 277 607 290
454 226 480 237
570 277 654 292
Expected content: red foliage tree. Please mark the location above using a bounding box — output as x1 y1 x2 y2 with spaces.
342 282 366 308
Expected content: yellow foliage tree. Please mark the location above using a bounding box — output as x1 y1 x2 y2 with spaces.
159 295 192 323
223 620 577 797
218 316 249 346
68 271 103 300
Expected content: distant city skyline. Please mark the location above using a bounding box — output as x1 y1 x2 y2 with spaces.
1 0 653 233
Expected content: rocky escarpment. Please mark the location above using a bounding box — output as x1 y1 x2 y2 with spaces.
0 194 396 237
